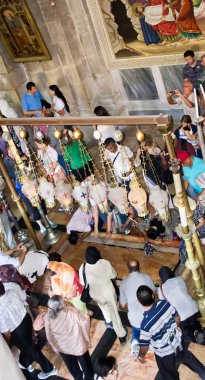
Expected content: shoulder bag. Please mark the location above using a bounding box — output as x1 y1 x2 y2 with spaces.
80 263 92 304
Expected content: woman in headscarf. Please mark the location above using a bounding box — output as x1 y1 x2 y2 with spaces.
47 261 87 313
158 266 201 340
79 246 127 344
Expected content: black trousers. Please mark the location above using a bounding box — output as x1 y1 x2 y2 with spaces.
155 340 205 380
60 350 94 380
11 313 53 373
180 312 201 340
72 161 94 182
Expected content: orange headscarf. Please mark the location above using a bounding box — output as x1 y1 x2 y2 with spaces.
47 261 83 299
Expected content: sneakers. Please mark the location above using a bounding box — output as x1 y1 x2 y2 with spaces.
18 363 34 373
37 367 58 379
48 221 57 229
131 339 140 358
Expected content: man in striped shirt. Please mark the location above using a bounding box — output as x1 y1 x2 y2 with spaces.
137 286 205 380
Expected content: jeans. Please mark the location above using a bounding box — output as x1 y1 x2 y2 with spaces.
11 313 53 373
131 326 140 342
60 351 94 380
187 184 197 200
155 339 205 380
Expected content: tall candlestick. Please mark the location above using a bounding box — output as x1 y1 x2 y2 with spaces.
200 84 205 102
194 88 199 119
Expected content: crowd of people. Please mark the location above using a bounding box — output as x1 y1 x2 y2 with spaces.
0 49 205 380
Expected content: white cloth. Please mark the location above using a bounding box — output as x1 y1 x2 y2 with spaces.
52 96 70 118
158 277 198 321
0 290 26 333
120 272 156 327
0 334 26 380
144 4 175 24
0 211 16 249
66 208 93 234
175 93 196 120
18 250 49 283
97 124 116 142
0 249 19 268
105 144 134 181
37 145 58 173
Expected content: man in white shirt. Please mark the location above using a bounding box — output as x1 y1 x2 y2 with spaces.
166 79 197 120
0 282 57 379
0 242 27 268
104 138 135 191
119 260 156 358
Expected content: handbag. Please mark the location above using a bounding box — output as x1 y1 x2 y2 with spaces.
80 263 91 304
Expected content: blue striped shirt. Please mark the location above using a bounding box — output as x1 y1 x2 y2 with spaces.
139 300 179 357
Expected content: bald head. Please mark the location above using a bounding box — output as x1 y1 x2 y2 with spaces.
127 260 139 273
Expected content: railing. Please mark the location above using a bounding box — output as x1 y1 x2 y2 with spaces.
0 115 172 126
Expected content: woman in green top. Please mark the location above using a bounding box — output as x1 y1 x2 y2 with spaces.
62 130 94 182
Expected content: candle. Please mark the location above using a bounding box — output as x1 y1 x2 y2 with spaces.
173 173 182 194
193 88 199 119
200 84 205 101
178 206 188 227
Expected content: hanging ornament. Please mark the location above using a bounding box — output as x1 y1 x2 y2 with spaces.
38 177 55 208
18 128 28 140
54 179 73 212
21 177 40 207
149 185 170 222
113 129 123 143
72 128 84 141
53 128 62 140
108 186 129 215
136 130 145 143
88 178 108 213
72 181 89 212
93 130 102 141
128 178 149 217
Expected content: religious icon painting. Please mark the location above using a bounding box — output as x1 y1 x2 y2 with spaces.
87 0 205 67
0 0 51 62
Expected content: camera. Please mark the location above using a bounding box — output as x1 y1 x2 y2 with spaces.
169 91 175 95
183 125 191 131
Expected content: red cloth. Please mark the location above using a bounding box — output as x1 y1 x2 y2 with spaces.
177 150 190 164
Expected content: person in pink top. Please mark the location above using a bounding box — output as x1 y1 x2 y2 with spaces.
34 295 94 380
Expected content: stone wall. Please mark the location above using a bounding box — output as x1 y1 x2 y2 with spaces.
0 0 185 138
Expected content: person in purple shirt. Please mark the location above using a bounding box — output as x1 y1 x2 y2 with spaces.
21 82 44 118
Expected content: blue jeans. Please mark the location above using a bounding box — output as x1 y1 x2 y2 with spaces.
187 184 197 200
131 326 140 342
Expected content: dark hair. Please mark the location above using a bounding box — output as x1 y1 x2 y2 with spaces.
26 81 36 90
85 246 101 264
181 114 192 124
94 106 110 117
159 266 175 284
68 231 79 245
127 260 139 272
94 356 116 378
184 50 194 58
49 85 70 113
0 281 5 296
147 218 165 240
0 126 3 135
137 285 154 306
104 137 115 147
48 252 62 262
34 135 51 146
